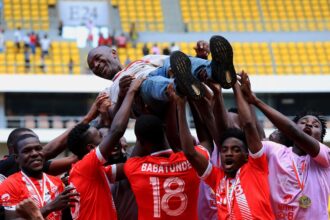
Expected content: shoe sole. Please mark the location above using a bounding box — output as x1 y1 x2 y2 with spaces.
210 35 237 89
170 51 205 100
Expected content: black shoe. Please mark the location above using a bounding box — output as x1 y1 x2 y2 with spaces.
170 51 205 100
210 35 237 89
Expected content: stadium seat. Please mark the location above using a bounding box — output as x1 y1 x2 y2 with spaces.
4 0 50 30
0 40 81 75
116 0 164 32
178 0 329 32
116 41 329 76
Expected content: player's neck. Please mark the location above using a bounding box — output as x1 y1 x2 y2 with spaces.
150 147 172 156
21 168 43 179
225 170 238 178
292 145 307 156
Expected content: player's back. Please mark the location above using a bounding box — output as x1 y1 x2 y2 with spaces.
124 148 207 220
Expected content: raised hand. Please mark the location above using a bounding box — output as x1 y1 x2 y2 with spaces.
84 92 109 123
166 83 185 106
128 77 145 93
206 80 221 96
119 75 135 98
98 98 112 114
238 71 257 104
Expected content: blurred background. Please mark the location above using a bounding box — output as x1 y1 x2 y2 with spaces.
0 0 329 155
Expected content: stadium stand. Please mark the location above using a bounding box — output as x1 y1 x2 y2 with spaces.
0 41 81 74
3 40 327 76
180 0 330 32
180 0 262 32
260 0 330 31
117 41 330 75
3 0 52 30
272 42 330 75
112 0 164 32
0 0 329 143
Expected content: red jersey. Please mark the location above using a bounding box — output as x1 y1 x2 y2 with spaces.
0 171 64 220
202 150 274 220
124 146 209 220
69 147 117 220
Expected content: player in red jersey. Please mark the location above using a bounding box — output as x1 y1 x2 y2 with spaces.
0 133 78 220
176 79 274 219
67 79 144 220
100 82 210 219
118 114 209 220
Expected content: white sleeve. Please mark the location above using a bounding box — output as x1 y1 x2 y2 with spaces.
200 162 213 180
142 55 168 66
249 146 264 159
96 146 107 165
109 165 117 183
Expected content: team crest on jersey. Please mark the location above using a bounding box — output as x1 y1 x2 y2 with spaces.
1 193 10 202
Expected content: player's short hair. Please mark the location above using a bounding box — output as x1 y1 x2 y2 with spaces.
134 115 165 146
7 128 34 152
13 133 39 154
228 107 238 113
220 128 248 152
292 111 327 142
269 129 293 147
67 123 91 158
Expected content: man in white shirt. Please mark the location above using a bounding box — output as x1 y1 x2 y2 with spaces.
40 34 51 57
88 35 237 117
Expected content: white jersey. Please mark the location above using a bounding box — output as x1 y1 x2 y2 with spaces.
107 55 168 104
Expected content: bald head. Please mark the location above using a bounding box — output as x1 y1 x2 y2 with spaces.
87 46 123 80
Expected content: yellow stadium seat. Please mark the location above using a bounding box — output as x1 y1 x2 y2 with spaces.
0 65 6 73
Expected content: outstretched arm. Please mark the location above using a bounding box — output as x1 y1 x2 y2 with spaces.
188 99 214 154
175 94 209 177
190 83 221 149
207 82 231 134
45 155 78 176
240 72 320 157
249 105 266 139
164 84 181 151
42 93 109 160
108 75 135 120
99 78 143 166
233 81 262 153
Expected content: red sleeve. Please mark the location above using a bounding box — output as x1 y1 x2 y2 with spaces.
71 148 105 178
123 157 141 179
195 145 210 160
248 152 268 173
202 165 223 192
0 177 23 207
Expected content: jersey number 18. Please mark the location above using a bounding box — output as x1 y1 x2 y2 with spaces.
149 176 188 218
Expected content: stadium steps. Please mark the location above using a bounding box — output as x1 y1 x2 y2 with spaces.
109 1 122 32
112 0 164 32
48 6 59 30
161 0 184 32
